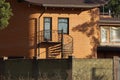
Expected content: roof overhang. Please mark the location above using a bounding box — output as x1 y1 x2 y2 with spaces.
24 0 107 8
99 18 120 26
42 4 102 8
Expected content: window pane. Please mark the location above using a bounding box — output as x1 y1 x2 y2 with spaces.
110 27 120 42
58 18 68 34
45 18 50 22
101 27 108 42
58 23 67 33
44 18 51 40
59 19 67 23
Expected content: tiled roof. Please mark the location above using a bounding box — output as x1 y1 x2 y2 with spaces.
25 0 108 8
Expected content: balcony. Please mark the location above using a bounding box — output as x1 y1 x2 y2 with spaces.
38 30 63 44
37 30 73 58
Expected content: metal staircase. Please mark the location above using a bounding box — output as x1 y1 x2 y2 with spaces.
49 43 62 58
37 30 73 58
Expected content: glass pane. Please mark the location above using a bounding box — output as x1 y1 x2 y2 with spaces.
58 18 68 34
44 18 51 41
101 27 108 42
59 19 67 23
110 27 120 42
45 23 50 30
44 30 50 40
45 18 50 22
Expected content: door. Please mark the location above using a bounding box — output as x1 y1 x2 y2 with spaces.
44 17 52 41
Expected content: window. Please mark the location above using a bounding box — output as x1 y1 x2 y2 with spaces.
58 18 69 34
101 27 108 43
44 17 52 41
100 26 120 44
110 27 120 42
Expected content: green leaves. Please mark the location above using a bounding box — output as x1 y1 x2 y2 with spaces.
107 0 120 17
0 0 12 30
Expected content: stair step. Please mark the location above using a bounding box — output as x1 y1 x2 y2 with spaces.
49 51 61 54
50 52 60 54
49 46 61 50
51 44 61 47
49 47 61 51
50 53 60 56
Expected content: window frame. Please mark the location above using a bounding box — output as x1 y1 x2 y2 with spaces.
100 26 120 45
43 17 52 41
58 18 69 34
100 26 110 43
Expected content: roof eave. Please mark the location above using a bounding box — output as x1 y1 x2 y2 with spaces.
24 0 104 8
42 4 102 8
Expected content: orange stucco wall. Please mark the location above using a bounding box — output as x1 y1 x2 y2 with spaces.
0 0 100 59
39 8 100 58
0 0 41 58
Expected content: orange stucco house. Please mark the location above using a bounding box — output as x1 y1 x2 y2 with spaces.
0 0 108 59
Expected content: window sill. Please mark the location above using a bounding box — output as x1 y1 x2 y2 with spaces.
100 43 120 47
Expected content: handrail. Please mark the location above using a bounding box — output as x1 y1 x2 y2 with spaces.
63 34 73 57
37 30 73 58
38 30 63 43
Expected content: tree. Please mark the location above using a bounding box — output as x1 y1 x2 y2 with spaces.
0 0 13 30
107 0 120 17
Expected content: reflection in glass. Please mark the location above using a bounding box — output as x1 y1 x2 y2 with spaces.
110 27 120 42
101 27 107 43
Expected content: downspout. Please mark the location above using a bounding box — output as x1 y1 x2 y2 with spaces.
35 6 45 59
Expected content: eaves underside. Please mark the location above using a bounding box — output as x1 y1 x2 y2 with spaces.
41 4 101 8
99 19 120 26
24 0 105 8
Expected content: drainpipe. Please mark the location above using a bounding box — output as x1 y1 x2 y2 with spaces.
35 6 45 59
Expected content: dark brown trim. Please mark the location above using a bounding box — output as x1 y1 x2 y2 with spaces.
99 18 120 26
25 0 108 8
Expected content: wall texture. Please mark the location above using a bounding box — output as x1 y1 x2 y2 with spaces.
39 7 100 59
0 58 113 80
0 0 41 58
73 58 113 80
0 59 72 80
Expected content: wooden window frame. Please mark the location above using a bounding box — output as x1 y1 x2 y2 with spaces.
100 26 120 45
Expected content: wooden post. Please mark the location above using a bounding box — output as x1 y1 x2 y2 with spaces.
113 56 119 80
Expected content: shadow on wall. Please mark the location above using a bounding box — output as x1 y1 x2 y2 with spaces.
72 9 100 58
29 18 38 57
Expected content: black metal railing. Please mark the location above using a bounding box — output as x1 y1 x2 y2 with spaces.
38 30 63 43
37 30 73 58
63 34 73 58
